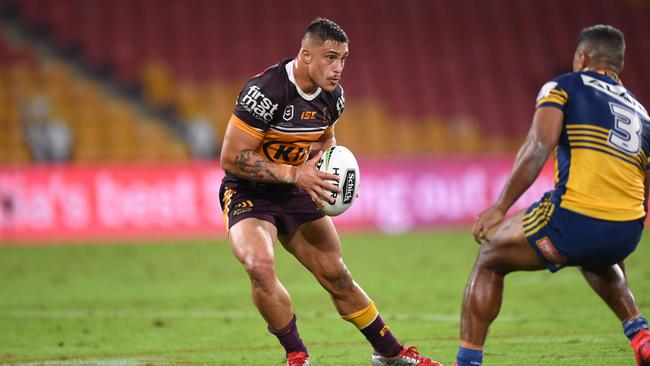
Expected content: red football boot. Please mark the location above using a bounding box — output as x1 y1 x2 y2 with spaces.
286 351 310 366
632 329 650 366
371 345 443 365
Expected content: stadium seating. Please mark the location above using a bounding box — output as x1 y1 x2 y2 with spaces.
0 30 188 164
1 0 649 162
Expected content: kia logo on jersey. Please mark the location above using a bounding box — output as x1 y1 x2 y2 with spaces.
283 105 294 121
262 140 311 163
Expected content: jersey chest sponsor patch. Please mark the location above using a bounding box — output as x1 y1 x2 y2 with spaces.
240 85 280 122
260 105 332 165
260 140 312 164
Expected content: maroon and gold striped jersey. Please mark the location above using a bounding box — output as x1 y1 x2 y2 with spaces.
229 58 345 166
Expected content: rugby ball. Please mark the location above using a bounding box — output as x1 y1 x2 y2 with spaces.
316 146 360 216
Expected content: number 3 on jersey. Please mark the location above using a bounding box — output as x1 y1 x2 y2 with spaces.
609 102 642 154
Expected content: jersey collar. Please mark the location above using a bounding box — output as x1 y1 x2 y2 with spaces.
286 60 322 101
593 69 622 84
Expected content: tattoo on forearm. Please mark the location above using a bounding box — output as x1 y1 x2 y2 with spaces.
500 140 550 210
235 150 281 181
526 142 549 179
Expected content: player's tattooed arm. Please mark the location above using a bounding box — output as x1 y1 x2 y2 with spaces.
233 150 296 183
473 107 563 243
220 120 339 203
494 107 564 212
496 140 549 210
231 149 339 204
220 122 297 184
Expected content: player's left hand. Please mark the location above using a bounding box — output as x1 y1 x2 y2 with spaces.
471 205 506 244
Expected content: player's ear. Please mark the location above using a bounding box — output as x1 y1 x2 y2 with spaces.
619 60 625 74
573 50 588 72
580 52 591 71
301 48 312 64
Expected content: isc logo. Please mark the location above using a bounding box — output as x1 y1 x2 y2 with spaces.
300 111 317 120
240 85 279 122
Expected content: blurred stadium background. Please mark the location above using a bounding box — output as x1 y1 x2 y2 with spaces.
2 0 649 242
1 0 649 164
1 1 649 365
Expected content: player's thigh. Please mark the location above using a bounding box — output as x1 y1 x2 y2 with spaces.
278 216 344 277
478 210 546 273
229 217 279 270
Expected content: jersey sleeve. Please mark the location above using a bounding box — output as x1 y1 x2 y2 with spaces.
323 85 345 136
231 73 283 140
333 85 345 121
535 73 572 111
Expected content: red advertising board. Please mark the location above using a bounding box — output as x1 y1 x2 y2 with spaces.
0 158 554 244
330 157 554 232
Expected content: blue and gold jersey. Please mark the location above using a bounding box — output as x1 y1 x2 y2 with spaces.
536 70 650 221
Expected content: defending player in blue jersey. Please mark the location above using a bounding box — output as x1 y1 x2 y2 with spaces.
455 25 650 366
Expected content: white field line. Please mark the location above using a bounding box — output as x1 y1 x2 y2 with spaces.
0 309 520 322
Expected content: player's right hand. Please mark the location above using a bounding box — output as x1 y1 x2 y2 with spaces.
471 205 506 244
295 151 341 206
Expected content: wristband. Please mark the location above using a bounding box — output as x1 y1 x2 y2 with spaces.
279 164 297 184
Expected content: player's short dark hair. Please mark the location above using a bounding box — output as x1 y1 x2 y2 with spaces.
577 24 625 70
304 17 348 44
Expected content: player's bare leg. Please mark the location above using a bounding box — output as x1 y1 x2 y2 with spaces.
230 218 292 328
581 264 639 322
581 265 650 365
229 218 309 364
279 216 368 314
280 216 441 365
618 260 627 278
457 211 546 366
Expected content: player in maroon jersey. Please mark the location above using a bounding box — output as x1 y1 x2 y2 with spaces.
219 18 442 366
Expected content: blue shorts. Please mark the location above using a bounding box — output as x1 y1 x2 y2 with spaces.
524 192 644 272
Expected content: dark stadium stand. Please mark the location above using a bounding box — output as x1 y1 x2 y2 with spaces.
1 0 649 162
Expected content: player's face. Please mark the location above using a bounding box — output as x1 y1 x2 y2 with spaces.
309 41 349 92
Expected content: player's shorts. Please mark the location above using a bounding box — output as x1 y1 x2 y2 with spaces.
219 178 324 236
524 191 644 272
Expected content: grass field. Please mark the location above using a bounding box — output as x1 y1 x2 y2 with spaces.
0 230 648 366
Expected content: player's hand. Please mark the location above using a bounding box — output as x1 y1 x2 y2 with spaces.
471 205 506 244
295 151 341 206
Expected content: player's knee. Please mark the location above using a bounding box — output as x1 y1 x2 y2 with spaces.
242 255 276 287
476 239 512 274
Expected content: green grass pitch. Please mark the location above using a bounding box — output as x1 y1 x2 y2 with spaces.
1 230 648 365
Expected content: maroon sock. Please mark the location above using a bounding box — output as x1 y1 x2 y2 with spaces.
360 315 402 357
268 314 308 355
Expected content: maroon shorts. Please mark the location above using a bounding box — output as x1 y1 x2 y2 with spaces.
219 178 325 235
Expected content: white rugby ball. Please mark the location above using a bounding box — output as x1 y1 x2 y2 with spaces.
316 146 360 216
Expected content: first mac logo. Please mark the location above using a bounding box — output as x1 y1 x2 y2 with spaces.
241 85 279 122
